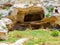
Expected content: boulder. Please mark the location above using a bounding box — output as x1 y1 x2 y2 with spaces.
7 6 45 30
1 18 13 30
0 20 8 40
8 6 45 23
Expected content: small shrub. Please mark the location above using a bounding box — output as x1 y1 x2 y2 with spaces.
51 30 59 37
45 13 50 18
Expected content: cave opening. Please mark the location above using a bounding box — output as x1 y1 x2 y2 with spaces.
24 13 44 22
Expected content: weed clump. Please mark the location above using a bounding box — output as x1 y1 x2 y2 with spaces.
51 30 59 37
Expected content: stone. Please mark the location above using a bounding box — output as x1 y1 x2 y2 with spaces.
2 18 13 25
7 5 45 30
12 38 28 45
0 38 29 45
10 6 44 23
0 18 13 39
0 20 8 40
2 18 13 31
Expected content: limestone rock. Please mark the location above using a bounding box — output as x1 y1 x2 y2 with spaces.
1 18 13 31
7 6 44 22
0 20 8 40
16 6 44 23
7 6 45 30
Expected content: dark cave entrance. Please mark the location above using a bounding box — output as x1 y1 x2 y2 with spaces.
24 13 44 22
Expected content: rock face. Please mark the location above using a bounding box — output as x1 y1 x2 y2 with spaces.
17 7 44 23
7 6 60 30
8 6 44 23
5 3 60 30
24 7 44 22
7 6 45 30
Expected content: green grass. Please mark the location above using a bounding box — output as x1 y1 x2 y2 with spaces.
0 29 60 45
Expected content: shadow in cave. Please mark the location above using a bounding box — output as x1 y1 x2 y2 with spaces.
24 13 44 22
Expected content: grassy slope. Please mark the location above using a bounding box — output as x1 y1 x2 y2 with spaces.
0 29 60 45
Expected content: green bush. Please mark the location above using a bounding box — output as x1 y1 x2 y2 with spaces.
45 13 50 18
46 5 54 12
51 30 59 37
